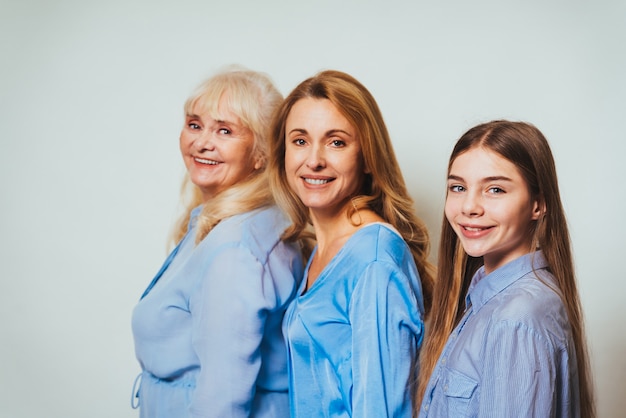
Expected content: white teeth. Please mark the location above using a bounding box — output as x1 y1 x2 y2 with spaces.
464 226 484 232
304 178 330 185
195 158 218 165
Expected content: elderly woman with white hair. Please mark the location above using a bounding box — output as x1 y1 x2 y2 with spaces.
131 66 304 418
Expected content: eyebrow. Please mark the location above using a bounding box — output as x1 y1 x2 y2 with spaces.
287 128 353 137
214 118 235 125
287 128 307 135
447 174 514 182
185 113 241 127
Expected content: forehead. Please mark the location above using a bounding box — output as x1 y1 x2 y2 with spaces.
189 93 244 125
286 98 354 131
450 147 523 179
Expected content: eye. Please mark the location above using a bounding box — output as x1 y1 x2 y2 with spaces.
330 139 345 147
218 128 231 135
449 184 465 193
488 187 505 194
292 138 307 146
188 122 201 130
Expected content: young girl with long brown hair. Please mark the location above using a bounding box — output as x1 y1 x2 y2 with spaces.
416 120 594 417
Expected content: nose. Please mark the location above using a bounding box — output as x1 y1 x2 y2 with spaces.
461 191 484 217
194 131 215 152
305 143 325 170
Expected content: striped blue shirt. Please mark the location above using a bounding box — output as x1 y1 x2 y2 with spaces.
419 251 581 417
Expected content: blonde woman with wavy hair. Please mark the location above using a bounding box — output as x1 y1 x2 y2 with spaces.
268 70 434 417
131 66 304 418
416 120 594 417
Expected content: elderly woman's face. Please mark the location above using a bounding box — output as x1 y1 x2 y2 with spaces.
180 93 261 201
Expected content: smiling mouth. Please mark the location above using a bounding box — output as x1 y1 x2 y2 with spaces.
460 225 495 236
195 157 219 165
303 177 332 185
463 226 487 232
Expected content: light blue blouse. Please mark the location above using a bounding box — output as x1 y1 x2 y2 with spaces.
419 251 580 417
132 205 303 418
284 223 425 418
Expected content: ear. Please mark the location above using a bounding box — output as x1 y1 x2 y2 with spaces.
253 153 265 170
531 198 546 221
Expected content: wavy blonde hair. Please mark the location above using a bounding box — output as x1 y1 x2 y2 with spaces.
415 120 595 417
170 66 283 245
267 70 435 313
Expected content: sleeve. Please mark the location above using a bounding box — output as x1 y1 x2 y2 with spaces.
477 321 559 417
188 244 275 418
349 261 425 418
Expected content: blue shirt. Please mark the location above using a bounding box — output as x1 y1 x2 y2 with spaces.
419 251 580 417
284 223 425 418
132 205 303 418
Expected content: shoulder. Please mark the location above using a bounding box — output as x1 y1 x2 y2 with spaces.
205 206 295 262
214 206 286 238
230 205 289 237
341 224 421 294
346 223 411 264
485 271 571 343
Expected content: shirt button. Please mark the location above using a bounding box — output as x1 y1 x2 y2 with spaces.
441 357 446 365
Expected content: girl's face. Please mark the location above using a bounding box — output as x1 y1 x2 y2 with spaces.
445 147 542 273
179 93 261 201
284 98 365 217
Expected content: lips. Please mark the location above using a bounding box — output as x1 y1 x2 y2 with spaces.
460 224 493 238
303 177 332 185
194 157 219 165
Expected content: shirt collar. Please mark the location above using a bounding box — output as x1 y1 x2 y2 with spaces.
465 251 549 312
189 205 203 229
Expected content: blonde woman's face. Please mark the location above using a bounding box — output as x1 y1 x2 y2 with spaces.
445 147 542 273
284 98 365 217
179 93 261 201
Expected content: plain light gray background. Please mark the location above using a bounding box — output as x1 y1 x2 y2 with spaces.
1 0 624 417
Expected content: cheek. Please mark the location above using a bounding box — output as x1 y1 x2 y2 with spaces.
444 197 456 222
285 162 298 186
283 151 297 189
179 132 192 153
335 154 364 185
284 148 298 174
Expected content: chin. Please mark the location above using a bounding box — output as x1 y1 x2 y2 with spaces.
460 246 487 259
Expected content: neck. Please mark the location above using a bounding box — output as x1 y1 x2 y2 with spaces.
309 203 355 251
304 200 385 290
309 200 384 252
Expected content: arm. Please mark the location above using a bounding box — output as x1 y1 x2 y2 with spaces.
189 244 274 418
349 261 424 418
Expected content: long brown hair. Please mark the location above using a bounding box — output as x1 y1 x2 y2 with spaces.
267 70 435 313
416 120 594 417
